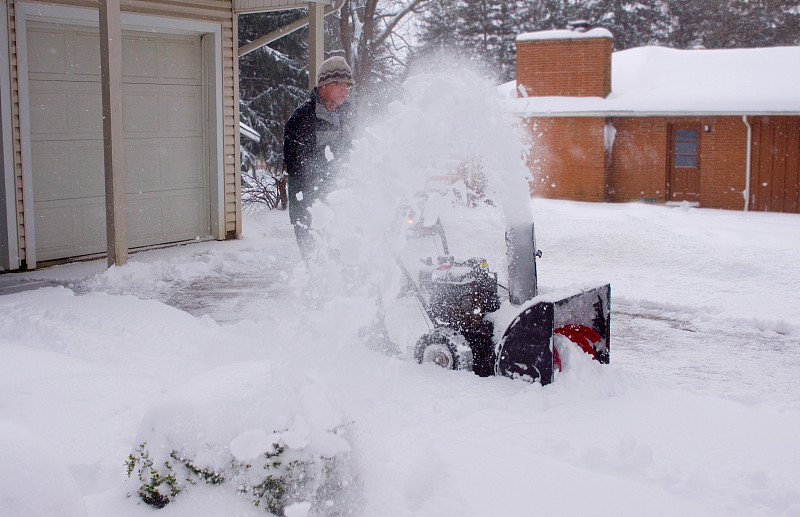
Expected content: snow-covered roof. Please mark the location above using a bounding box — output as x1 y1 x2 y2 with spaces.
516 27 612 42
503 45 800 116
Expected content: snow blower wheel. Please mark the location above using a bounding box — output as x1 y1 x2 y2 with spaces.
414 328 474 371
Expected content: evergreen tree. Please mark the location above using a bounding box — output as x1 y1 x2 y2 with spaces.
416 0 460 52
416 0 524 81
416 0 799 85
666 0 800 49
589 0 671 49
239 11 309 171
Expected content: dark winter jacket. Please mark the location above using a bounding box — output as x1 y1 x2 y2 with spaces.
283 88 353 225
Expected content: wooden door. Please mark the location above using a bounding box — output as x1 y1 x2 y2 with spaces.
667 125 700 203
750 117 800 213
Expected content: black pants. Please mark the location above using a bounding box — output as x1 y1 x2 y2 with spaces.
288 194 315 262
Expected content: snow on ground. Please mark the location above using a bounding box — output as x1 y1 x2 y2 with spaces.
2 200 799 517
2 67 800 516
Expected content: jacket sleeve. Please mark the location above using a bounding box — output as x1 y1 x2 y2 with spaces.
283 104 314 179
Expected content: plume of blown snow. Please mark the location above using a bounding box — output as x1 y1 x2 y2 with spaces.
310 59 533 297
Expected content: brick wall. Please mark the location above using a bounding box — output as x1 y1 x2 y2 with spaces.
606 118 669 203
523 115 750 209
525 117 607 202
516 36 612 98
606 116 748 210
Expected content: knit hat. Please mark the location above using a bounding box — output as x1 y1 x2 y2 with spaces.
317 56 354 88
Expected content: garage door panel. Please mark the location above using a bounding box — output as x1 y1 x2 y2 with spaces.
68 82 103 135
161 138 203 189
34 203 75 258
29 83 69 136
162 37 201 81
72 30 101 78
161 86 202 134
123 84 160 134
123 35 159 79
27 26 68 74
30 81 103 139
31 142 72 201
35 200 106 261
32 141 104 201
71 142 105 197
163 190 206 238
126 140 162 192
72 201 107 252
127 195 164 247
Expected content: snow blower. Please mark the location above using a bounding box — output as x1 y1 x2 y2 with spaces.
401 218 610 385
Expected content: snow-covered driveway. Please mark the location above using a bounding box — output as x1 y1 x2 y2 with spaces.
4 200 798 517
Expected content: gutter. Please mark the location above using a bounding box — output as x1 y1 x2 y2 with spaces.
742 115 752 211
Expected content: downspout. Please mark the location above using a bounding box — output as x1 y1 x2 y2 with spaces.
742 115 752 211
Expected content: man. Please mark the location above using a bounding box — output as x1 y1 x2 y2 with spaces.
283 56 354 260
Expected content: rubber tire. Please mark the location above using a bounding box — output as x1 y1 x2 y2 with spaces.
414 328 474 371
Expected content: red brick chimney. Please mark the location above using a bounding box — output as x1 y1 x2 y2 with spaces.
515 25 613 98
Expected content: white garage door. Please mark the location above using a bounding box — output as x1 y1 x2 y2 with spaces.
27 21 208 261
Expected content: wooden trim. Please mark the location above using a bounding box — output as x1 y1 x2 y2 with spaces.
307 1 323 89
232 10 241 237
100 0 129 266
14 0 39 267
0 0 19 269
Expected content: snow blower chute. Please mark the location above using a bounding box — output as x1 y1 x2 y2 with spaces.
403 220 610 385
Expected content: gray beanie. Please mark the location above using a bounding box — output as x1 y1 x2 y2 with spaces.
317 56 354 88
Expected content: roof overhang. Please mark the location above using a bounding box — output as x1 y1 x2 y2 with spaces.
234 0 332 14
239 121 261 142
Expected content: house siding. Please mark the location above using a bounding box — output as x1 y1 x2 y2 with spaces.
6 0 240 265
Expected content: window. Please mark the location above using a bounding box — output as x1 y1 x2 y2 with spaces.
674 129 698 168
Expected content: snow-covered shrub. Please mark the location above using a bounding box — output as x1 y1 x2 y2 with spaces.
125 361 358 515
241 166 287 211
126 436 350 515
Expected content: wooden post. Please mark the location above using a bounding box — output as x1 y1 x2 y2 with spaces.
99 0 128 267
308 2 325 90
